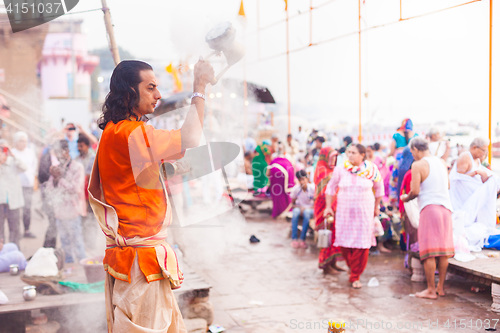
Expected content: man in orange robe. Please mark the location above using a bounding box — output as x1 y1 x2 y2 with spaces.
88 60 214 332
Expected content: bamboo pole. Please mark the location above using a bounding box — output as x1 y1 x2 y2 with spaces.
488 0 492 165
257 0 261 60
286 8 291 134
358 0 362 143
101 0 120 66
309 0 313 46
243 42 248 138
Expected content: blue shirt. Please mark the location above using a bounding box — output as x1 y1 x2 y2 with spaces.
66 137 79 159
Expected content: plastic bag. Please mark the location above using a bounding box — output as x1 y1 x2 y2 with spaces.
367 277 380 287
485 234 500 250
373 217 384 237
25 248 59 277
404 199 420 228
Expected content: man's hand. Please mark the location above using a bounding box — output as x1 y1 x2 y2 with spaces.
400 193 409 203
469 170 479 177
193 59 215 91
49 165 62 180
469 170 490 182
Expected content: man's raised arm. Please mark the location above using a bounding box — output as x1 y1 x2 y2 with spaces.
180 60 215 150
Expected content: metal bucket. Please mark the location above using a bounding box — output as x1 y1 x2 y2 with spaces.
317 229 332 248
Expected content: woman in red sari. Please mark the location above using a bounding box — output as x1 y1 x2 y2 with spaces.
314 147 344 274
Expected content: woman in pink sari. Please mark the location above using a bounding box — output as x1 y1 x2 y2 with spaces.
267 154 295 218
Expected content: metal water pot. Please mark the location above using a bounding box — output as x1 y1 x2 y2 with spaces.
23 286 36 301
9 264 19 275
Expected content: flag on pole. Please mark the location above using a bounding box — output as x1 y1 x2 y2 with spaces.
284 0 288 11
166 63 183 92
238 0 246 17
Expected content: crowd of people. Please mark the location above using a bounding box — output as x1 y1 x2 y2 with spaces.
0 111 499 305
242 118 500 296
0 122 99 270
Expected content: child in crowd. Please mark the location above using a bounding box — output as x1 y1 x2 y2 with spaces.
280 170 315 248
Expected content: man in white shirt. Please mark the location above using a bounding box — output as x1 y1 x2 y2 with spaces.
329 132 341 150
0 140 26 247
294 126 308 153
284 134 299 164
11 132 37 238
427 128 450 162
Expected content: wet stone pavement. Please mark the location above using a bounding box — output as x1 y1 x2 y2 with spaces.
16 192 500 333
174 205 500 333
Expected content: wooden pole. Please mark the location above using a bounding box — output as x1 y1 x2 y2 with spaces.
286 8 291 134
358 0 362 143
70 20 76 98
257 0 261 60
309 0 313 46
101 0 120 66
488 0 493 165
243 46 248 137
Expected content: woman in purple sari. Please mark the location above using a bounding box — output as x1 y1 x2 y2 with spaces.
267 154 295 218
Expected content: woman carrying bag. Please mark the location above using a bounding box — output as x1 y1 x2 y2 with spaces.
324 144 384 289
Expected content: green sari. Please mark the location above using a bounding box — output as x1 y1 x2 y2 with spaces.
252 144 270 191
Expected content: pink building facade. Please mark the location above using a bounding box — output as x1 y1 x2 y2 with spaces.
40 21 98 100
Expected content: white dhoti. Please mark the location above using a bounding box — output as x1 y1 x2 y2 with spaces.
106 256 187 333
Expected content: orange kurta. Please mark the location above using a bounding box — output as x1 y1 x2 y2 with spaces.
98 119 182 283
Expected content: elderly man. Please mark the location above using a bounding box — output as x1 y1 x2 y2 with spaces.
11 132 38 238
427 128 450 162
0 140 26 247
449 137 500 251
401 137 454 299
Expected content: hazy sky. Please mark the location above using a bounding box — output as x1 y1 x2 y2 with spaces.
68 0 500 134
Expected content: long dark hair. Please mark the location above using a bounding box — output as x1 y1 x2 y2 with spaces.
404 131 410 145
98 60 152 130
